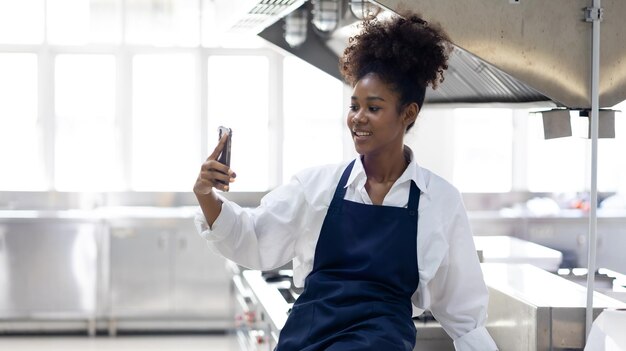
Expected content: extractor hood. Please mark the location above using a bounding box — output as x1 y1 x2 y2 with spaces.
257 0 626 108
211 0 307 34
375 0 626 109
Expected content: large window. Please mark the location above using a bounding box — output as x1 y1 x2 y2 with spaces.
526 112 587 192
132 53 198 191
598 103 626 192
452 108 513 192
207 55 270 191
524 109 626 193
2 1 624 194
54 54 120 191
407 107 513 193
125 0 200 47
47 0 122 45
0 54 45 191
282 56 344 181
0 0 45 44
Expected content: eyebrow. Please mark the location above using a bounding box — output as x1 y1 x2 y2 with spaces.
351 96 386 102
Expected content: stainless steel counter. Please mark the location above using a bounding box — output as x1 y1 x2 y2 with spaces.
231 263 626 351
483 263 626 351
469 210 626 274
474 235 563 271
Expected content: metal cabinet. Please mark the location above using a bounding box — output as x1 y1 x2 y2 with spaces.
108 221 171 315
107 217 230 327
524 218 588 268
591 218 626 274
523 216 625 272
171 220 230 315
0 219 100 319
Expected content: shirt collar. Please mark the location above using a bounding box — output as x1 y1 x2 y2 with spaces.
344 146 429 194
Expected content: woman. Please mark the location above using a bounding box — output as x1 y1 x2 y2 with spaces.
194 12 498 351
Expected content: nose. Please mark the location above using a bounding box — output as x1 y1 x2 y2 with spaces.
352 108 366 124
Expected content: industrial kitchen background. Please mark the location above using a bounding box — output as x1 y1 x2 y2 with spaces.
1 1 626 350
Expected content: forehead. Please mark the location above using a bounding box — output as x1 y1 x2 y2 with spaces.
351 73 398 101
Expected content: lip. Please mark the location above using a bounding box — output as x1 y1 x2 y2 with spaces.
352 130 372 144
352 129 372 137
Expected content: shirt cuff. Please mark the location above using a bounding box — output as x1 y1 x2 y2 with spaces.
194 193 236 242
452 326 498 351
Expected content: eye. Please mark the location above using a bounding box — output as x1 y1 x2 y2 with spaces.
349 104 359 112
369 106 381 112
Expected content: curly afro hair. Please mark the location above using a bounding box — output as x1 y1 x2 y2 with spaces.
340 13 452 130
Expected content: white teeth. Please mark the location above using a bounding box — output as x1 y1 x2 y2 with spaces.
354 131 372 137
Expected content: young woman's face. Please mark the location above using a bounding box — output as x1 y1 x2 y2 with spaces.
347 73 415 157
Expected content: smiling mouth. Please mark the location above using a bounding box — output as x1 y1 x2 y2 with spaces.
352 130 372 137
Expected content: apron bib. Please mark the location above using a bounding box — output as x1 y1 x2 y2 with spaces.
276 160 421 351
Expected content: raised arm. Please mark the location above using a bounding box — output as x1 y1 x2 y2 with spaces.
193 131 236 227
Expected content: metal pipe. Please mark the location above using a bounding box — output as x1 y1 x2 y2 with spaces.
585 0 601 338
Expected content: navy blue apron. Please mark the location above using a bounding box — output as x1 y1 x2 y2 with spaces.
276 160 421 351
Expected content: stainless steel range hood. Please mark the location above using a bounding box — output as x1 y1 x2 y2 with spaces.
258 0 626 108
375 0 626 109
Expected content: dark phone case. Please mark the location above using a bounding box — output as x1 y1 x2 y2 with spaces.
217 126 231 167
217 127 231 188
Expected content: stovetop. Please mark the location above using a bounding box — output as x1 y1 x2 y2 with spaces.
258 269 438 322
261 270 301 305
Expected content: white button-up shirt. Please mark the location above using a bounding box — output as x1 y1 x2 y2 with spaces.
195 148 498 350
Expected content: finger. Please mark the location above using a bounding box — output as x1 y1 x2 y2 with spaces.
203 160 233 176
208 132 229 160
210 170 232 185
199 168 235 185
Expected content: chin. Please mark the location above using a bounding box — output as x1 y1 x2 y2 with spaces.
352 144 366 156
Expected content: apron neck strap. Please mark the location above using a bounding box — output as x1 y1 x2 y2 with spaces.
407 181 421 211
330 160 356 207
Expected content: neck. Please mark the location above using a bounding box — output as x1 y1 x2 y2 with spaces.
362 146 409 184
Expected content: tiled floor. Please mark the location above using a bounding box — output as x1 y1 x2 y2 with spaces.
0 335 233 351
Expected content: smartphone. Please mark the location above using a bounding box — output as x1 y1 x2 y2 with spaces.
217 126 232 188
218 126 231 166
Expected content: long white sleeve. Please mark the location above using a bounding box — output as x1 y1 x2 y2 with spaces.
426 193 498 350
194 176 310 271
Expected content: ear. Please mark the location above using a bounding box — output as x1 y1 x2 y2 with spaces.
403 102 419 127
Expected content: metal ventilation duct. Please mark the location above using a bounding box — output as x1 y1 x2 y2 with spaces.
374 0 626 109
213 0 307 34
324 21 549 104
259 1 552 105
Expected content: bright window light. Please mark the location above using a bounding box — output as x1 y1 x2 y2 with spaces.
54 54 121 191
132 53 198 191
283 56 344 181
207 55 270 191
0 0 45 44
0 54 45 191
47 0 122 45
125 0 200 47
452 108 513 192
598 100 626 192
526 112 587 192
